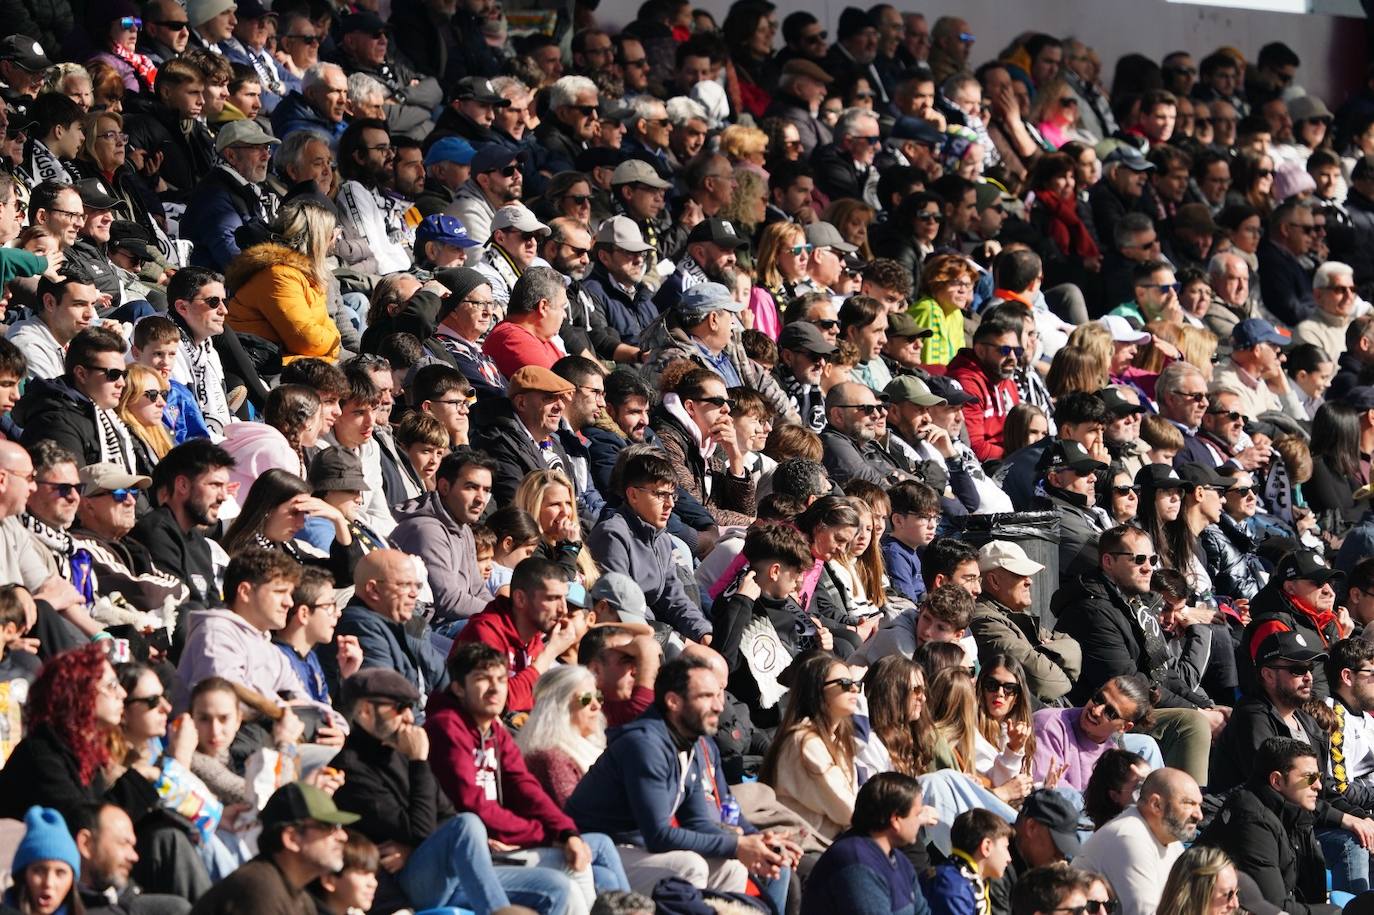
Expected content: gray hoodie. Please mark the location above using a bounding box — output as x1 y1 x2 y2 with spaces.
390 491 492 625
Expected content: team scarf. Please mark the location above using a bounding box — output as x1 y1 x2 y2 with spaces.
109 42 158 91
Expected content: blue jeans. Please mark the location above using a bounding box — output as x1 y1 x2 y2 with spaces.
397 814 576 915
528 832 631 905
758 866 791 915
917 770 1018 856
1318 826 1371 894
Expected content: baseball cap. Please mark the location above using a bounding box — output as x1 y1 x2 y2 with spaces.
340 11 386 33
686 218 748 250
887 312 934 339
0 36 50 71
587 572 649 624
594 215 652 253
1037 440 1108 475
1098 314 1151 345
416 214 480 249
611 158 672 189
1354 154 1374 184
109 221 155 261
1273 549 1344 586
925 374 975 406
75 178 120 211
1097 387 1146 416
260 782 360 830
340 669 419 708
1103 144 1155 172
308 447 370 493
424 136 476 167
508 365 574 396
1255 629 1328 667
805 221 858 254
79 462 150 496
1231 318 1290 350
235 0 274 19
677 282 744 319
470 145 521 175
1343 386 1374 411
777 321 837 356
884 375 946 407
978 540 1045 577
490 204 550 237
781 58 833 84
576 147 624 173
1018 789 1081 859
1135 463 1185 491
1176 462 1231 489
214 118 280 153
890 116 943 147
455 77 510 107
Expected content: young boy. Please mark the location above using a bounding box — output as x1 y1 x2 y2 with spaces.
854 583 973 666
315 830 381 915
471 524 496 595
884 480 941 604
715 522 830 722
0 337 27 441
1140 414 1183 467
132 316 211 444
921 537 983 597
922 809 1014 915
273 566 361 706
394 411 449 494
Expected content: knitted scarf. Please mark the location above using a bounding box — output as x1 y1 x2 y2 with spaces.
109 42 158 92
1036 189 1101 260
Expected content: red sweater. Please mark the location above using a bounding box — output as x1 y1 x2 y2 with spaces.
481 320 562 380
947 348 1020 461
423 688 578 847
452 596 545 712
602 684 654 728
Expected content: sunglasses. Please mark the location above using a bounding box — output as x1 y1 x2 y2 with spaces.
1107 551 1160 567
154 18 190 29
96 487 138 503
1112 485 1139 496
981 344 1024 358
1090 689 1127 722
285 33 322 43
35 480 80 499
486 164 520 178
142 389 168 404
915 211 944 223
1228 484 1261 496
119 16 143 29
813 319 840 330
195 295 226 308
788 243 815 256
1294 770 1321 786
1268 663 1314 677
1085 901 1119 915
803 30 828 43
1058 97 1079 107
1147 282 1182 294
563 194 592 205
692 396 735 409
124 693 165 709
576 690 605 707
85 366 128 382
835 403 887 415
981 679 1021 697
824 677 862 691
853 135 882 146
1206 409 1243 422
570 104 600 118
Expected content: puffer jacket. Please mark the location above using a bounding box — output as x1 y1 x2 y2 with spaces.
225 242 341 363
1200 514 1268 601
181 165 269 271
270 92 347 149
13 376 134 469
650 405 756 528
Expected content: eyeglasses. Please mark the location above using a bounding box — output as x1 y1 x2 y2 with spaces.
803 30 828 44
95 487 138 503
1112 485 1139 495
35 480 80 499
119 16 143 29
1059 97 1079 107
787 244 815 256
154 19 190 29
486 164 520 178
1090 689 1128 722
124 693 165 709
621 57 649 68
96 131 129 144
824 677 861 691
576 690 604 707
1289 224 1319 234
852 135 882 146
909 683 926 697
1294 770 1321 786
958 31 976 42
1206 409 1243 422
1107 551 1160 566
365 143 394 155
631 486 678 503
1085 901 1119 915
833 403 887 415
48 207 85 220
1256 169 1276 178
1228 485 1261 496
981 679 1021 697
460 297 496 309
915 211 944 223
285 33 322 43
853 91 876 101
692 396 735 409
433 397 474 412
85 366 128 382
813 319 840 331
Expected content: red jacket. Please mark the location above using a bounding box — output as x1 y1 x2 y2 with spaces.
423 687 578 847
481 320 562 380
947 347 1020 462
452 596 545 712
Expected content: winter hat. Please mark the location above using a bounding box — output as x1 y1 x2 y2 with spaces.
12 807 80 881
434 267 491 322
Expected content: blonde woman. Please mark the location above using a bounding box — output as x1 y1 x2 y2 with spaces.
514 470 599 587
1156 846 1240 915
718 124 769 167
1176 325 1219 382
117 364 173 472
1046 345 1110 398
928 665 980 776
720 166 768 238
821 198 876 261
756 221 812 305
226 197 342 363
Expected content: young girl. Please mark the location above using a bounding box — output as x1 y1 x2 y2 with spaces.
839 480 892 621
6 806 82 915
825 499 882 640
117 364 175 470
485 505 542 593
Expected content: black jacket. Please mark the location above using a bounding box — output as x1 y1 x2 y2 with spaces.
329 724 455 848
1200 514 1268 601
533 119 586 176
66 237 123 308
1036 486 1107 578
0 722 160 824
130 505 217 606
425 104 497 150
1239 582 1342 701
468 398 574 508
1052 570 1203 709
1257 236 1316 328
811 141 870 203
0 0 71 60
1197 780 1340 915
389 0 499 85
1304 454 1364 538
14 376 120 468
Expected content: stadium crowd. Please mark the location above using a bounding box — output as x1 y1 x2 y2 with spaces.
0 0 1373 914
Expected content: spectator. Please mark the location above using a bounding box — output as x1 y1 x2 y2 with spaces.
1257 199 1319 327
1237 550 1344 700
1294 261 1357 359
948 312 1023 461
515 664 606 806
923 809 1014 915
7 263 99 382
1011 863 1093 915
70 801 193 915
271 63 348 147
181 120 275 272
473 203 550 311
1031 673 1159 792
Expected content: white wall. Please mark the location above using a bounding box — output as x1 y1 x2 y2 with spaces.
592 0 1366 108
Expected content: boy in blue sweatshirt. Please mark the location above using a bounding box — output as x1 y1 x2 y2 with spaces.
883 480 941 604
922 809 1014 915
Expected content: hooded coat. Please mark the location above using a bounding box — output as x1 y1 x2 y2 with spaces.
225 242 341 364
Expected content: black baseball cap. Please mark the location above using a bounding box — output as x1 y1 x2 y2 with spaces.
455 77 510 107
1037 440 1107 475
260 782 361 830
1097 387 1146 416
1273 549 1344 586
686 218 748 249
1175 462 1230 489
109 220 154 261
339 11 385 33
1255 629 1328 667
777 321 837 356
75 178 120 211
1135 463 1185 491
925 374 975 406
1018 789 1080 859
0 36 51 72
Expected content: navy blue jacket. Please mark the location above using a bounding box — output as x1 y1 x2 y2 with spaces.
565 710 753 855
581 263 660 347
583 423 715 548
1257 237 1315 327
323 602 450 713
803 833 926 915
182 166 268 271
271 92 347 148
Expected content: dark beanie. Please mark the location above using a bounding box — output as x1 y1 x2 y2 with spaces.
434 267 490 321
837 7 870 41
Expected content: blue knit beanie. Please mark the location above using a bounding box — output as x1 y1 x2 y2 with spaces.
11 807 80 881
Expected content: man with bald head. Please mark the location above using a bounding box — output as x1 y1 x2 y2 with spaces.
1074 768 1202 915
330 548 449 714
820 381 913 488
1204 252 1261 341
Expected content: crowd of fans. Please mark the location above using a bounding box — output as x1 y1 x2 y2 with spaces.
1 0 1374 914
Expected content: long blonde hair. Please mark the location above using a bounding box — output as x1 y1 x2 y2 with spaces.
821 198 875 260
928 666 979 774
514 470 599 586
117 364 174 459
1157 846 1235 915
755 221 806 290
270 197 336 288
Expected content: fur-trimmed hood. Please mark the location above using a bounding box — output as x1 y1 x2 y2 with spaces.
224 242 320 296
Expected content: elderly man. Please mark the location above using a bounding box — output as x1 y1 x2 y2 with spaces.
927 15 973 84
480 266 567 378
181 120 277 271
534 75 599 174
763 60 833 156
1090 146 1155 255
331 11 441 141
1034 440 1111 577
1156 361 1213 460
813 109 881 207
824 8 888 105
274 12 320 93
469 365 577 507
413 137 474 217
1213 318 1306 421
820 381 911 488
1258 199 1319 327
272 62 348 146
1074 769 1203 915
622 96 672 171
472 204 549 310
447 145 523 248
1294 261 1358 360
1203 251 1261 341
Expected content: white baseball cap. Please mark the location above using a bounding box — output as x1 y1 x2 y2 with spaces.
978 540 1045 577
1098 315 1152 345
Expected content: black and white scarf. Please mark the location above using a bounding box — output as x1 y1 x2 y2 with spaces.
26 138 72 187
178 326 230 432
22 513 73 567
95 407 136 474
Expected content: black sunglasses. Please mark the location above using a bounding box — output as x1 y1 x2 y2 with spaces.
84 366 128 381
154 18 190 29
485 164 520 178
285 33 322 43
1111 485 1139 496
1090 689 1128 722
692 396 735 409
824 677 861 691
1107 551 1159 567
1206 408 1243 422
35 480 80 499
813 319 840 330
981 679 1021 697
93 487 137 502
1085 901 1119 915
569 104 600 118
124 693 165 709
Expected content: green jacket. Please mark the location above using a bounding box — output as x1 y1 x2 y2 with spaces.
0 249 46 290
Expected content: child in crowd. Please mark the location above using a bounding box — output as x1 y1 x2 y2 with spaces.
884 481 942 604
472 523 497 596
6 806 82 915
132 315 212 444
922 808 1015 915
273 567 361 705
484 505 542 594
313 830 382 915
1140 414 1184 466
0 584 39 764
393 411 449 493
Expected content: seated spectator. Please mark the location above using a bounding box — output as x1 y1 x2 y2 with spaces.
1011 863 1094 915
132 439 234 604
971 540 1081 704
923 809 1014 915
271 63 349 147
976 656 1039 804
1031 674 1158 793
166 268 234 436
422 642 629 907
1082 749 1151 830
1155 847 1242 915
70 801 193 915
182 120 276 272
801 771 929 915
515 664 607 807
1200 471 1270 601
311 829 380 915
651 366 757 528
855 582 971 667
219 468 348 565
472 204 550 310
390 448 496 625
1197 737 1342 915
7 265 99 381
1073 768 1203 915
469 366 577 510
8 806 84 915
566 653 797 904
481 266 568 379
821 381 913 489
1212 319 1307 422
129 316 211 447
577 619 661 729
947 311 1024 461
274 566 357 707
1237 549 1344 700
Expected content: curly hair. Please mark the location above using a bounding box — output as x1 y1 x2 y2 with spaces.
27 643 114 784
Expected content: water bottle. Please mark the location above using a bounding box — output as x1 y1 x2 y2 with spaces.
721 796 740 827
